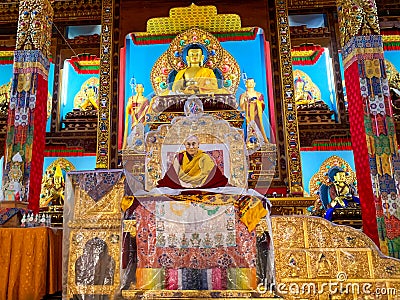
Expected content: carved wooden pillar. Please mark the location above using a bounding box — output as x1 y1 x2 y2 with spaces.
96 0 114 169
2 0 53 212
274 0 304 196
337 0 400 257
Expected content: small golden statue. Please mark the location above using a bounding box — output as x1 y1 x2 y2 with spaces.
123 83 149 149
239 78 269 143
40 164 65 207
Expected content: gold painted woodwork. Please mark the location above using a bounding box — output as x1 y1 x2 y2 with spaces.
144 4 250 36
272 216 400 299
275 0 304 195
66 178 124 300
0 0 101 24
147 110 243 130
337 0 380 48
122 289 276 299
96 0 113 168
288 0 337 8
270 197 316 215
16 0 53 58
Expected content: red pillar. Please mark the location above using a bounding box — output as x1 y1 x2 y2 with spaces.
2 0 53 213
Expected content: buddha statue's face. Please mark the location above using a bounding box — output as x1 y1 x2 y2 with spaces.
333 171 346 183
187 49 203 66
184 136 199 156
136 84 144 94
246 79 256 89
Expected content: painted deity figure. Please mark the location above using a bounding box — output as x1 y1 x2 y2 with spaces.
320 166 360 220
171 44 221 94
123 84 149 149
79 86 99 111
157 135 228 189
239 78 269 143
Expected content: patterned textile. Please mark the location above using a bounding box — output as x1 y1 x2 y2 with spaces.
135 193 267 232
136 200 257 271
344 60 380 246
69 170 124 202
155 202 236 248
3 50 50 213
28 73 48 212
136 267 256 290
0 227 62 299
236 196 268 232
343 34 400 257
0 208 26 225
385 215 400 240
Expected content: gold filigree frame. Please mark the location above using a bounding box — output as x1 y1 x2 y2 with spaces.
145 114 247 190
67 228 121 299
66 178 124 299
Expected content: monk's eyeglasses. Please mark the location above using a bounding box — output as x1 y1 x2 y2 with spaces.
185 142 198 148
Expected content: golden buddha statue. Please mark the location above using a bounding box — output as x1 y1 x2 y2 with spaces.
239 78 269 143
171 44 221 95
123 83 149 149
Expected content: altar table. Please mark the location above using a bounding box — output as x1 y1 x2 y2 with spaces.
0 227 62 300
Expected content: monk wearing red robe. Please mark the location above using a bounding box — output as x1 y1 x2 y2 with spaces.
157 135 228 189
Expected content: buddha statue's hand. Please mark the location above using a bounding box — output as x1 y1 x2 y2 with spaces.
183 85 199 94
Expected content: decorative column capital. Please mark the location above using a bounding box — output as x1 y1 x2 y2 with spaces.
16 0 53 59
336 0 380 48
341 35 384 70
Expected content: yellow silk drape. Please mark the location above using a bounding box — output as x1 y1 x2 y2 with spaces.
0 227 62 300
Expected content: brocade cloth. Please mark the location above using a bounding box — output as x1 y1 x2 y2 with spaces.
0 227 62 300
136 199 257 270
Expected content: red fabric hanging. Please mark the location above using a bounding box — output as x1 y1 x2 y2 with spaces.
344 61 380 246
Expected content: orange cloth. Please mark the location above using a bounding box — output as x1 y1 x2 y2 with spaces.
0 227 62 300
